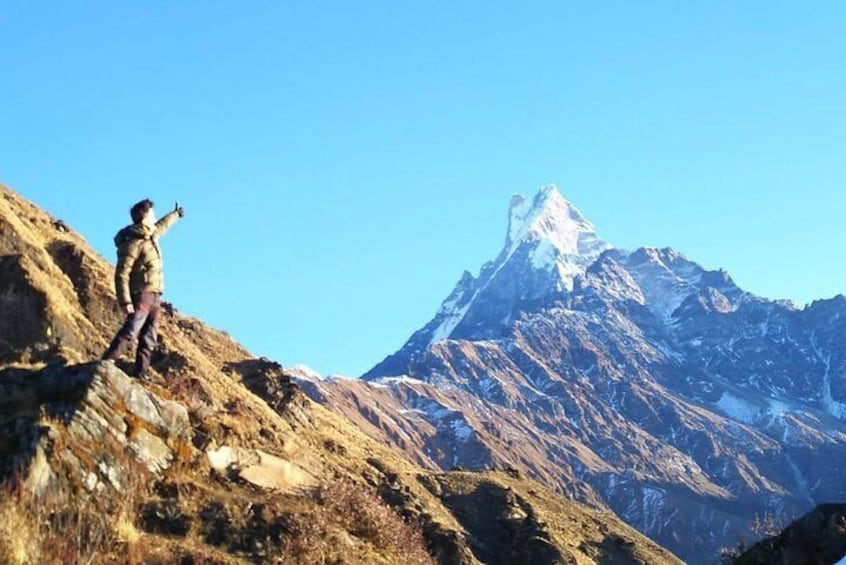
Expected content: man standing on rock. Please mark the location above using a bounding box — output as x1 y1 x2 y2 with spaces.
103 199 184 381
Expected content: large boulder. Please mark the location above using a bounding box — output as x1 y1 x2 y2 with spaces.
0 360 191 496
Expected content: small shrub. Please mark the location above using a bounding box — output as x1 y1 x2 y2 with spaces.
280 479 436 564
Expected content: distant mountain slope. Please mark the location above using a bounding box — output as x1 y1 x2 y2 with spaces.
0 183 680 564
299 185 846 564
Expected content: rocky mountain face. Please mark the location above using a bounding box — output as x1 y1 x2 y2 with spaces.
297 185 846 564
0 183 680 564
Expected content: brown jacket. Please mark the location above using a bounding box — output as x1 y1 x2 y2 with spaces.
114 211 180 306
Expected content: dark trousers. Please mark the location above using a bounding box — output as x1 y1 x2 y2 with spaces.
103 292 162 376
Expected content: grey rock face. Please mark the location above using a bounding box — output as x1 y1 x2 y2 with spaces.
0 360 191 496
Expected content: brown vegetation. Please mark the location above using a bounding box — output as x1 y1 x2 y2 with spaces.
0 461 148 565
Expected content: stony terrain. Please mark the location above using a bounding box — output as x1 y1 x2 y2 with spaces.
296 186 846 564
0 183 680 564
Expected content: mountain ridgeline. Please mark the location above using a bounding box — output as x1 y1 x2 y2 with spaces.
297 186 846 564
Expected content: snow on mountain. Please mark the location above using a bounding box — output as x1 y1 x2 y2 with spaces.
428 271 477 345
288 364 355 383
507 185 610 266
289 363 325 381
426 185 611 346
611 247 747 322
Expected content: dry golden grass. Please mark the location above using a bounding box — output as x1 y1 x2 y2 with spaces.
0 414 152 564
0 492 40 565
0 481 135 565
114 513 141 545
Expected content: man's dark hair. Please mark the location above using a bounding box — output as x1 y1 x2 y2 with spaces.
130 199 154 224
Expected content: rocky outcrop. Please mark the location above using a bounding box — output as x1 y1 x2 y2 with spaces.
0 361 191 496
206 445 316 492
223 357 312 429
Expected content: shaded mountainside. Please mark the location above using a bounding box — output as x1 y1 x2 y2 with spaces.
0 183 680 564
296 186 846 564
731 503 846 564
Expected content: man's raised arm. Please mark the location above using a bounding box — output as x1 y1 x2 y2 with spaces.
154 202 185 238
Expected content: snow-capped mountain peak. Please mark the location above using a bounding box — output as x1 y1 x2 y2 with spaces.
418 186 614 345
506 184 608 257
366 186 614 356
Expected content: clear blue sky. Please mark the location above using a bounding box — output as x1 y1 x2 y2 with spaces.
2 2 844 376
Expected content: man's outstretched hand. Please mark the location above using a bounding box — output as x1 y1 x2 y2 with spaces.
174 202 185 218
